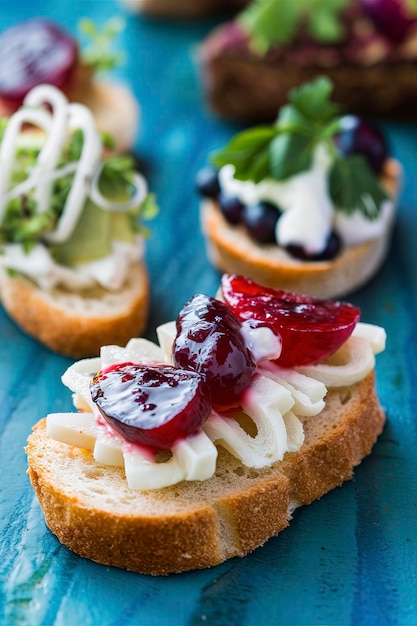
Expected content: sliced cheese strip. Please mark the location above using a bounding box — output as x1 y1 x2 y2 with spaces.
156 321 176 363
352 322 386 354
47 412 96 450
123 445 185 490
174 430 218 481
259 361 326 417
204 374 296 468
93 427 124 467
283 410 305 452
297 336 375 388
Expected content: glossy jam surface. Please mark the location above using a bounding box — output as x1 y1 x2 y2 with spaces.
173 294 256 409
0 19 77 103
221 274 360 368
90 362 212 451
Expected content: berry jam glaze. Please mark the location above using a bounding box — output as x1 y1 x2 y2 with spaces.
221 274 360 368
90 362 212 452
173 294 256 409
0 19 77 105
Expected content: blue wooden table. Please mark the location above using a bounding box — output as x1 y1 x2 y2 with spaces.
1 2 417 625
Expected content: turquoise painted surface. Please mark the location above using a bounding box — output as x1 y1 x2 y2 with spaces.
0 2 417 625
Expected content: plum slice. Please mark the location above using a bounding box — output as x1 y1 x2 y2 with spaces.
90 362 212 452
221 274 360 368
173 294 256 409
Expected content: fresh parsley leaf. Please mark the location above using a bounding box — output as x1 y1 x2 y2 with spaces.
307 0 348 43
329 155 388 220
269 131 313 180
211 126 278 183
288 76 341 124
239 0 300 53
239 0 349 52
212 77 338 183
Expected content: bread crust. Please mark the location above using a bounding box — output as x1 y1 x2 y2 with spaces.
200 160 400 298
0 261 149 358
26 372 385 575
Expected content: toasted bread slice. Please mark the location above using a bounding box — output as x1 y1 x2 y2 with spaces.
26 371 384 575
200 23 417 122
200 159 401 299
0 261 149 358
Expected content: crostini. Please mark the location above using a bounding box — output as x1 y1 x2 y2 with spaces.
199 0 417 121
26 274 386 575
197 77 401 298
0 84 156 357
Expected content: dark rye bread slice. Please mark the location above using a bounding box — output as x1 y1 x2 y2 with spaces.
0 261 149 358
199 22 417 122
26 371 385 575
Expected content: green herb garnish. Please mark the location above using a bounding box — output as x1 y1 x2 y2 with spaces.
78 17 126 74
211 76 388 220
0 130 157 250
239 0 349 54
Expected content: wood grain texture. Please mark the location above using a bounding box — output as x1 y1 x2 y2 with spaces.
1 1 417 624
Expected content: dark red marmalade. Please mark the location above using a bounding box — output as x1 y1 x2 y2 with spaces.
90 363 212 452
90 275 360 450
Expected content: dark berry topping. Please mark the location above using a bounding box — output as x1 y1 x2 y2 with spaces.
219 193 245 225
221 274 360 368
90 362 212 452
196 166 221 199
0 19 78 104
173 294 256 409
241 201 281 244
286 231 342 262
333 115 389 175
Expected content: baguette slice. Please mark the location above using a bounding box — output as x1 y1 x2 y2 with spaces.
200 159 401 299
26 371 385 575
0 261 148 358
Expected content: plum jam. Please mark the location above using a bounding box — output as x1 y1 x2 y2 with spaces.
221 274 360 368
90 362 212 452
173 294 256 409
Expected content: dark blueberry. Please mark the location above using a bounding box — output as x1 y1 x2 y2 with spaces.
241 201 281 244
286 231 342 262
333 115 388 175
196 166 221 199
219 193 245 225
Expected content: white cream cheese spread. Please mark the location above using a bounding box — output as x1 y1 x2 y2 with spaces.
218 144 396 254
